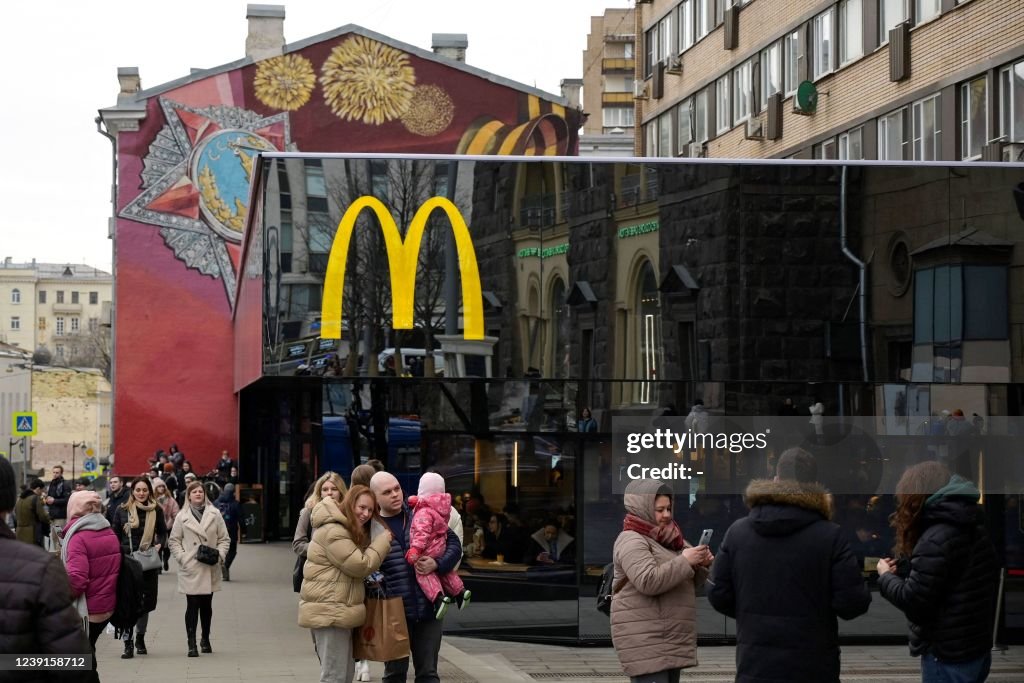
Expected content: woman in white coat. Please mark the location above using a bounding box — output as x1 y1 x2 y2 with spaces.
168 480 231 658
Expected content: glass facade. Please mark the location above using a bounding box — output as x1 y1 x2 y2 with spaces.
235 156 1024 644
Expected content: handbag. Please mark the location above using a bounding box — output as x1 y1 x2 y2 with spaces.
196 544 220 566
127 528 162 572
352 595 410 662
293 553 306 593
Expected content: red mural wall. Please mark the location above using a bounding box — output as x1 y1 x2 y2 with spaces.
112 29 579 475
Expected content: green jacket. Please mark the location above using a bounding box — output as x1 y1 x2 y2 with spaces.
15 491 50 545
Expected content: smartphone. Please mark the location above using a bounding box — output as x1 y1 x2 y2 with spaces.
698 528 714 547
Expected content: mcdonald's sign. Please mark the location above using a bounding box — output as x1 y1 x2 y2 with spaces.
320 195 484 341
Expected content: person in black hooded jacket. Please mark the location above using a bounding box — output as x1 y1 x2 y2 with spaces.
877 461 998 683
707 448 871 683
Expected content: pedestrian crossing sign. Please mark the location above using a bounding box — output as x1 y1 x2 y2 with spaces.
12 412 37 436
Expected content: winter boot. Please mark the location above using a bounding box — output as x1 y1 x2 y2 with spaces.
222 565 230 582
186 629 199 658
135 632 148 655
121 638 134 659
433 596 452 620
200 634 212 653
456 589 472 610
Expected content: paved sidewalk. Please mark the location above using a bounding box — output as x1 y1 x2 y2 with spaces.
93 543 1024 682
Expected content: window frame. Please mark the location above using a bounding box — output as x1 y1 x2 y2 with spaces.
716 74 732 135
960 76 988 161
915 0 941 25
839 0 863 66
839 126 865 160
89 291 99 305
999 59 1024 143
879 0 908 45
71 317 80 333
912 93 942 161
10 288 20 304
56 316 65 336
879 107 908 160
679 0 694 52
784 30 801 97
761 41 782 112
10 316 20 331
38 290 46 304
812 7 836 81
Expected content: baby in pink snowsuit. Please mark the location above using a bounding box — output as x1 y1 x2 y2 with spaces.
404 472 471 619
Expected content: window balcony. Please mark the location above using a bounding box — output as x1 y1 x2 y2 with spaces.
52 303 83 314
602 92 634 105
602 57 635 73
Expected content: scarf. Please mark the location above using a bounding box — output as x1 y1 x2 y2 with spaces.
190 503 206 524
622 512 684 551
124 498 158 551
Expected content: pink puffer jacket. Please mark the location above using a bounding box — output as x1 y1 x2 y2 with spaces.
64 518 121 615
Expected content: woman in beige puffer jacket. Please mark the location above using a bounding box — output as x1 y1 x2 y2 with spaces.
298 484 391 683
611 479 713 683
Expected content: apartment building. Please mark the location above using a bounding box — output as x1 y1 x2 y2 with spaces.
580 8 639 155
634 0 1024 161
0 259 112 363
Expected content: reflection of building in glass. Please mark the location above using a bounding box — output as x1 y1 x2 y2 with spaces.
236 156 1024 644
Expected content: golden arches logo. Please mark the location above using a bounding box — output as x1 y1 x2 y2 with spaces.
320 195 484 341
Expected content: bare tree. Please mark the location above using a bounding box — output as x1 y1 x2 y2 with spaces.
62 326 112 379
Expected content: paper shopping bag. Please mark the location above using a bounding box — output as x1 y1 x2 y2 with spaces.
353 596 410 662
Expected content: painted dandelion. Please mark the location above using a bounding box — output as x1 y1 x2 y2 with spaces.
320 36 416 125
253 54 316 111
401 85 456 137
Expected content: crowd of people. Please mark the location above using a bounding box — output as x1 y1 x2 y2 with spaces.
0 447 241 681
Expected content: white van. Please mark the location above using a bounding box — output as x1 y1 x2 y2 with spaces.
377 348 446 376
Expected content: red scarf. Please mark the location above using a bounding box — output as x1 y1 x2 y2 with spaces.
623 513 684 551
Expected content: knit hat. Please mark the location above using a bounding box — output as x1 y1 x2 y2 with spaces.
67 490 103 520
0 457 15 512
184 472 197 481
152 477 167 491
417 472 445 497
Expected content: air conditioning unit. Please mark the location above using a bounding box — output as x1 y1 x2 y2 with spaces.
633 79 648 100
665 56 683 75
1002 143 1024 162
686 142 704 158
744 117 764 141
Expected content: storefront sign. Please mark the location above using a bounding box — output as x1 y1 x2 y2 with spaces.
321 196 483 340
517 243 569 259
618 220 660 239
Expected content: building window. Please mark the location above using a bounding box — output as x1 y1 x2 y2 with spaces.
56 317 65 336
71 317 80 333
695 89 709 144
880 0 908 43
733 60 754 125
56 344 64 361
914 265 1008 344
716 74 732 134
645 26 656 77
645 122 657 156
696 0 712 40
38 317 46 331
603 107 634 129
879 108 907 160
679 0 694 51
784 29 800 96
71 291 79 304
839 126 864 159
658 13 673 64
89 291 98 305
38 290 46 304
813 138 838 159
10 317 20 331
56 290 64 304
999 59 1024 142
912 93 941 161
634 260 663 404
10 289 20 304
660 114 674 157
916 0 941 24
813 8 836 80
550 278 569 379
624 42 634 59
839 0 863 65
961 76 988 160
89 317 98 332
761 41 782 111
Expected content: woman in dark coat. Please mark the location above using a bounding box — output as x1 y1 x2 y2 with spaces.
113 476 167 659
877 461 999 683
15 479 50 546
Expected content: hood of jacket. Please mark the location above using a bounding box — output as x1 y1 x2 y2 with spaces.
66 512 110 534
19 488 36 500
311 497 346 529
413 492 451 517
744 479 832 537
922 475 981 527
623 478 672 524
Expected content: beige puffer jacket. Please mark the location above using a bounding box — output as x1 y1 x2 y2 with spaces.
610 479 708 677
297 497 391 630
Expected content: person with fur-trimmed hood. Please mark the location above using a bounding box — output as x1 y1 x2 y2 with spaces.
707 448 870 683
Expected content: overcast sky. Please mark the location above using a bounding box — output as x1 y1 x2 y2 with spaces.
0 0 633 273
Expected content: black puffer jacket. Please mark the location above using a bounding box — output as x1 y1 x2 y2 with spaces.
0 524 91 682
707 480 871 683
878 476 999 661
373 504 461 624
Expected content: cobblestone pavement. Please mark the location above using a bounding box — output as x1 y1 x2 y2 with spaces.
92 543 1024 682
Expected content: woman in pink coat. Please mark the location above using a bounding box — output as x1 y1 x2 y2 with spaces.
61 489 121 682
404 472 471 619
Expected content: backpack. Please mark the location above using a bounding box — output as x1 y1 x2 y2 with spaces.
109 553 146 630
596 562 627 616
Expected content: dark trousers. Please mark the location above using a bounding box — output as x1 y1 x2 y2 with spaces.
185 593 214 637
630 670 680 683
383 618 443 683
87 619 109 682
225 533 238 569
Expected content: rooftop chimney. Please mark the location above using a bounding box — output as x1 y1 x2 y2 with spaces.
117 67 141 104
246 4 286 61
432 33 468 63
560 79 583 109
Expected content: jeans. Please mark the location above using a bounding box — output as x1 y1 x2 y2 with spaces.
383 618 444 683
630 670 680 683
312 627 354 683
921 652 992 683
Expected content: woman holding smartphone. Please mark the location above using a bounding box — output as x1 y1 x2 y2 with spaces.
610 479 712 683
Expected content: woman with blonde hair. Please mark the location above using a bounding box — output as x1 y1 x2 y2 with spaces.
292 472 348 591
299 483 392 683
877 461 999 683
112 476 167 659
168 481 231 657
153 477 180 571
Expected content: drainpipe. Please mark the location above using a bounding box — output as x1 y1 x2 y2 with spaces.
95 116 118 446
839 165 869 384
